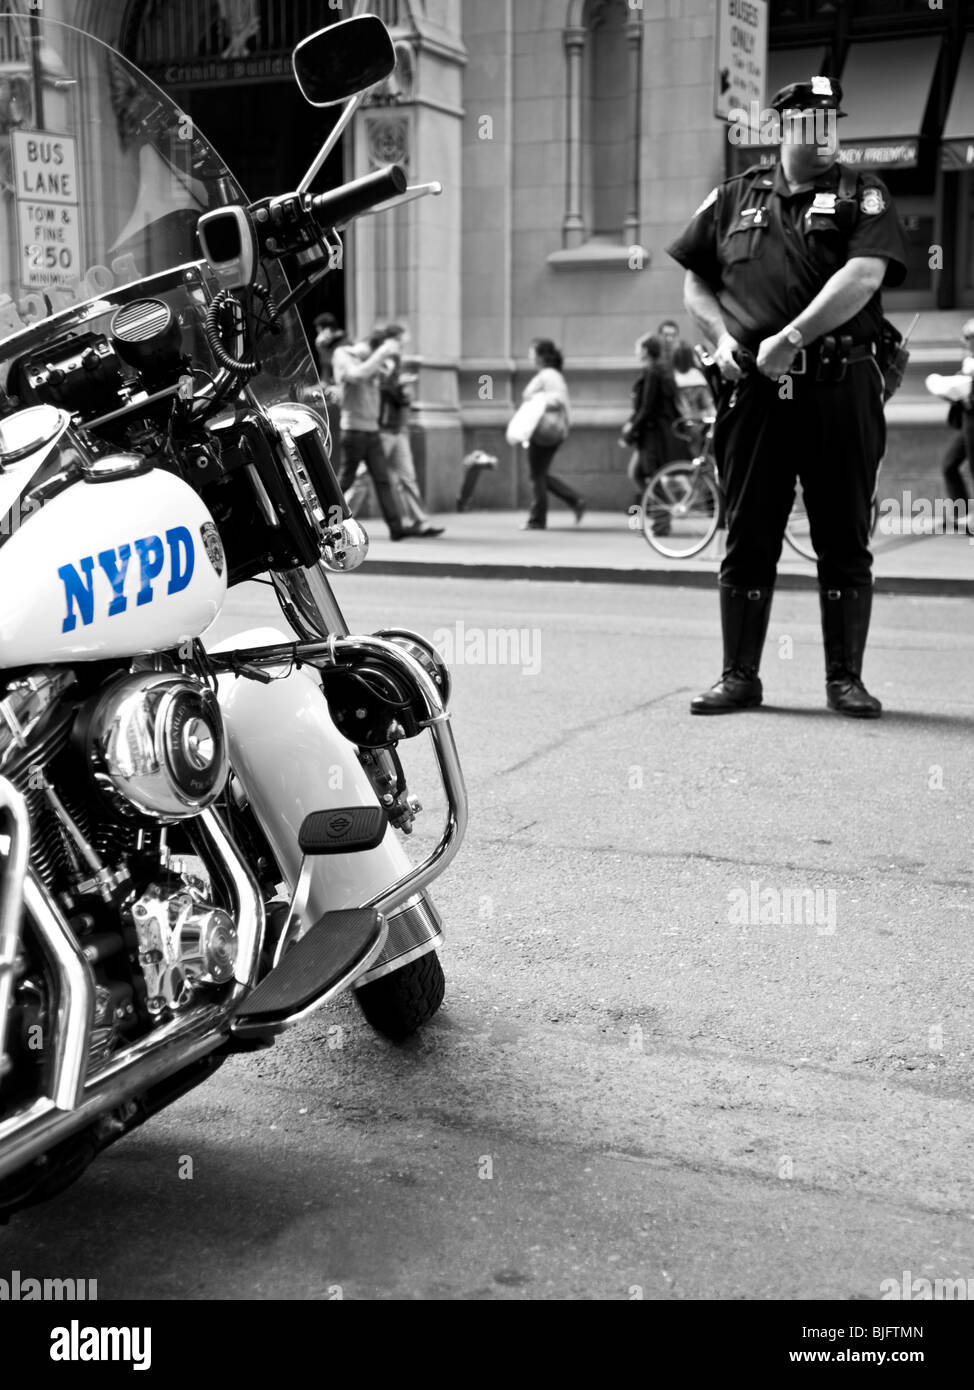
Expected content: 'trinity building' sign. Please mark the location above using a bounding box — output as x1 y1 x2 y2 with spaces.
127 0 336 88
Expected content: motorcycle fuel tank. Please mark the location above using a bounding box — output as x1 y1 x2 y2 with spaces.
0 466 227 666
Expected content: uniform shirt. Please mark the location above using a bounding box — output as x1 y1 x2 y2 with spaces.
666 161 909 354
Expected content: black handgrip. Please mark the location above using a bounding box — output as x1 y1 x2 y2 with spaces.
311 164 408 230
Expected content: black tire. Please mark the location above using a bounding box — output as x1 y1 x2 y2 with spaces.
354 952 445 1040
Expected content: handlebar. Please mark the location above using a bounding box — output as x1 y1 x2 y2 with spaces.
310 164 408 230
671 415 715 443
248 164 408 259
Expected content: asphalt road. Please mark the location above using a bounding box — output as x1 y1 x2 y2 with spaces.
3 575 974 1301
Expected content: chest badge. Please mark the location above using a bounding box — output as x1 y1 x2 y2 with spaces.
810 192 837 214
860 188 886 216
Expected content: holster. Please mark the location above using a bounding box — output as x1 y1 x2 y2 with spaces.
815 335 852 384
877 317 909 401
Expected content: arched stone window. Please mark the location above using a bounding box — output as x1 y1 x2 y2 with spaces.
563 0 643 250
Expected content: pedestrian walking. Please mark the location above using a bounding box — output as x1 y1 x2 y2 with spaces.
313 311 345 463
670 341 715 460
332 329 408 541
621 334 682 507
519 338 585 530
667 74 909 718
672 341 714 420
375 323 444 537
657 319 681 358
943 318 974 510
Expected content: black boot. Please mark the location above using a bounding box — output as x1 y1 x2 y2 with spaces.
820 586 882 719
690 585 773 715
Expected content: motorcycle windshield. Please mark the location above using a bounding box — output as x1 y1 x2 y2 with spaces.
0 13 317 404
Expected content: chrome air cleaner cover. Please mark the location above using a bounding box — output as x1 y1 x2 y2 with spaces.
79 672 229 821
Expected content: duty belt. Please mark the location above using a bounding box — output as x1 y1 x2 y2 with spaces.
788 338 877 383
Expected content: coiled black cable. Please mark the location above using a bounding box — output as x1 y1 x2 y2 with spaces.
251 281 282 339
205 289 260 376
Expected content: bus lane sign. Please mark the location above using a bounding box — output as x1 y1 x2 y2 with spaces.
12 131 82 289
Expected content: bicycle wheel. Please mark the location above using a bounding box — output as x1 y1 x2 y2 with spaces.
640 462 721 558
784 480 817 561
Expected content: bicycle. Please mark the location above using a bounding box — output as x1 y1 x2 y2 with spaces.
634 415 876 561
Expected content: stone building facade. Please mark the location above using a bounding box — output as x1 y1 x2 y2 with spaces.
8 0 974 513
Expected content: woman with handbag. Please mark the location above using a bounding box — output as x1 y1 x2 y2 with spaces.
519 338 586 530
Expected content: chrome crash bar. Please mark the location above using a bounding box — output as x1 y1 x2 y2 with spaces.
0 776 30 1083
209 634 468 915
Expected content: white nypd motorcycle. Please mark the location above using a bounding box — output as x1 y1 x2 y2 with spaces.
0 13 466 1216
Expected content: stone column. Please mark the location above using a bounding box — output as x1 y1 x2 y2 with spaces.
623 12 643 247
563 25 586 249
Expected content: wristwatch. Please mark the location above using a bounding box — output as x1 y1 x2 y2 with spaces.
784 325 804 348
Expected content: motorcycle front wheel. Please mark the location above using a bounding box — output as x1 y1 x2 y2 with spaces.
355 952 445 1040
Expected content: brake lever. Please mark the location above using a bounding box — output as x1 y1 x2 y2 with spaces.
355 182 443 219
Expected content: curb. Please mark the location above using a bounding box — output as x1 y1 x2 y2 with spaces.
360 559 974 598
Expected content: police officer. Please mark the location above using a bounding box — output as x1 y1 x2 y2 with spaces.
666 76 908 718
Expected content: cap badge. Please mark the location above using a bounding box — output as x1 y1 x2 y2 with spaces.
811 76 832 96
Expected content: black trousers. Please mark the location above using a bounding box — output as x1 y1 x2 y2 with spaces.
526 442 580 527
338 430 404 537
627 425 669 503
959 412 974 503
713 360 886 591
941 431 971 501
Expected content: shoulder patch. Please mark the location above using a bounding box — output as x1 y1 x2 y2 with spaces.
860 187 886 216
693 187 718 217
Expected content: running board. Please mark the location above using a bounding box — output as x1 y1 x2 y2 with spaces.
231 908 386 1038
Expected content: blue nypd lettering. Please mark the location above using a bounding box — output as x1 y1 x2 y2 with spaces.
59 527 196 633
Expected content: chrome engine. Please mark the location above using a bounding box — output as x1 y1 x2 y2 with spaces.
130 881 237 1016
0 666 242 1095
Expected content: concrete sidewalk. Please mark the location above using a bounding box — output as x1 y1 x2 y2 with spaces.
357 509 974 596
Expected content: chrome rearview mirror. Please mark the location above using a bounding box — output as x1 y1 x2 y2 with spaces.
293 15 396 107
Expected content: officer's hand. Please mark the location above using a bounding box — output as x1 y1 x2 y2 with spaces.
757 331 799 380
714 332 744 381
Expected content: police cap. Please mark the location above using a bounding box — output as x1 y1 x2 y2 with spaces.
769 75 847 117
